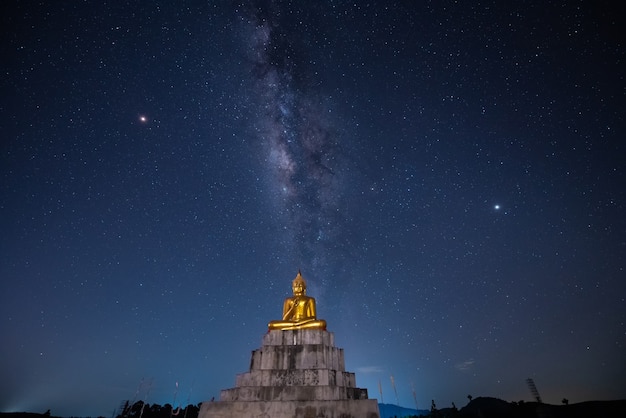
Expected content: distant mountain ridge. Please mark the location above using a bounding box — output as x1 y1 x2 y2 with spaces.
378 397 626 418
378 402 428 417
460 397 626 418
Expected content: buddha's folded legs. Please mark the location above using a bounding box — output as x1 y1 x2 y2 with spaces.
268 318 327 331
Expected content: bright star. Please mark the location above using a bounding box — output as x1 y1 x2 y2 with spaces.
139 115 148 123
494 204 500 210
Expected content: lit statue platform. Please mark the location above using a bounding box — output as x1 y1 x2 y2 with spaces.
198 271 380 418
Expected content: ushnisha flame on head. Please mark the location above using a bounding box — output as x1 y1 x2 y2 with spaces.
292 270 306 288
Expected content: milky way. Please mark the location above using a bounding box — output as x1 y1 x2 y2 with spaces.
241 3 347 276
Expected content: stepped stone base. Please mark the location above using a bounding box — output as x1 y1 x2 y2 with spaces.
199 329 380 418
199 399 379 418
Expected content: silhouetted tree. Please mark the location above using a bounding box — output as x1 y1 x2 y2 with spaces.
428 399 442 418
562 398 569 405
467 394 472 402
115 401 199 418
183 404 199 418
129 401 144 418
121 400 131 417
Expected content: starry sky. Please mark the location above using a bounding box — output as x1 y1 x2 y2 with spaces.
1 1 625 416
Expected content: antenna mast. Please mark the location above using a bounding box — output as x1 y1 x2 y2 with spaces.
526 378 543 403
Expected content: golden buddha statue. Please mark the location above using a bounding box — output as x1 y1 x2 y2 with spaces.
268 271 327 331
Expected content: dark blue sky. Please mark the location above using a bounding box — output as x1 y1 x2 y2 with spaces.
1 1 624 416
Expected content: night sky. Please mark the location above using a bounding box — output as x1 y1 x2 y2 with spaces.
1 1 625 416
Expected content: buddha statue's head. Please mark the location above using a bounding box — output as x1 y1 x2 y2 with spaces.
292 271 306 296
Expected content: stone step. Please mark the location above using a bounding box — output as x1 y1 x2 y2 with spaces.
250 344 345 371
220 385 370 402
235 368 356 388
200 399 380 418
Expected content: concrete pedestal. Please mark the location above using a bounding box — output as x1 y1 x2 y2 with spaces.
199 329 380 418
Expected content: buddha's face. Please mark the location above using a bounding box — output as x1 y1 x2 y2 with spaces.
292 281 305 296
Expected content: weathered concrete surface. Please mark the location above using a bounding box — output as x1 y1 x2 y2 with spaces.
249 343 346 372
220 385 368 402
262 329 334 346
198 329 380 418
199 399 380 418
235 368 355 388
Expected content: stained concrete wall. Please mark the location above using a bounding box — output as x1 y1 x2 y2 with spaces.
250 344 346 371
235 368 356 388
